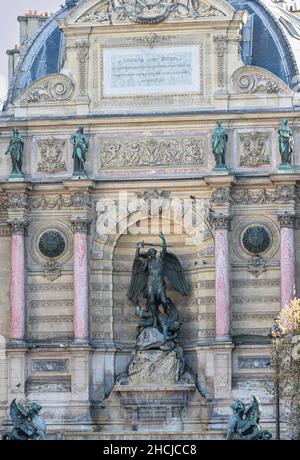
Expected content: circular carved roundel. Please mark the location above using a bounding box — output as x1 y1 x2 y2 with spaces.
242 226 271 255
38 230 66 259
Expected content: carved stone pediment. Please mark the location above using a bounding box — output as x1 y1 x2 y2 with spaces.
16 74 74 105
65 0 234 26
231 66 292 95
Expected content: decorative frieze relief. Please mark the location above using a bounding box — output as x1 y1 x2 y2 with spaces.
231 185 296 205
25 379 71 393
29 299 73 308
18 74 74 105
232 279 279 288
37 138 67 174
210 187 231 205
29 315 73 324
28 283 73 292
231 66 291 95
239 132 270 167
77 0 225 25
0 192 93 211
233 312 278 321
99 137 206 169
232 295 280 304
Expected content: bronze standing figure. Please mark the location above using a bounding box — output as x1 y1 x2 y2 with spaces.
70 126 89 176
5 128 24 177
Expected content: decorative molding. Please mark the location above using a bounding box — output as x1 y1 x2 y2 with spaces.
76 40 89 97
239 132 270 167
208 211 231 230
70 216 92 234
231 66 291 95
18 74 74 104
28 283 73 292
30 315 72 324
232 279 279 288
29 299 73 308
132 33 173 48
210 187 231 205
136 190 170 201
277 211 296 229
232 185 296 205
37 138 67 174
233 312 278 321
214 34 227 88
43 260 62 281
100 137 206 169
7 218 30 235
1 193 93 211
232 295 280 304
77 0 226 25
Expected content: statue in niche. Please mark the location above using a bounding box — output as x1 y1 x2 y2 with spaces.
226 396 272 440
212 120 228 168
278 119 294 166
5 128 24 178
2 399 46 440
128 232 189 341
115 232 196 387
70 126 89 176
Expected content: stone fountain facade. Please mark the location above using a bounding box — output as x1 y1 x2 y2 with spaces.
0 0 300 439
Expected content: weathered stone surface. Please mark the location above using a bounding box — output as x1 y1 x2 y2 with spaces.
128 350 180 385
136 327 176 351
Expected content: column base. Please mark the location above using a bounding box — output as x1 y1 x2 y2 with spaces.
215 335 232 343
8 339 27 348
71 338 90 347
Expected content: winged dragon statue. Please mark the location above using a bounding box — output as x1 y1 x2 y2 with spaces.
2 399 46 440
128 232 189 340
226 396 272 440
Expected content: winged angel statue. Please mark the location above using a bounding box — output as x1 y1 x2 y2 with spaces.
2 399 46 440
226 396 272 440
128 232 189 340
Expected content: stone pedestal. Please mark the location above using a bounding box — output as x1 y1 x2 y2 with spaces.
114 385 195 432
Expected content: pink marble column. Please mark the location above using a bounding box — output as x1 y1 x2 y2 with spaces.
278 212 295 309
8 219 29 342
210 213 231 340
71 217 91 343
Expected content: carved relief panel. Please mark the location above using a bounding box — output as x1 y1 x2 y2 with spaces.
31 136 72 178
232 128 275 173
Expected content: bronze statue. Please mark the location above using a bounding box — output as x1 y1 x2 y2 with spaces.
128 232 189 340
70 126 89 176
5 128 24 177
278 119 294 165
226 396 272 440
2 399 46 440
212 120 228 168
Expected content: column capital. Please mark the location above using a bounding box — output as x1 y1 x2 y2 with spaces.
209 211 231 230
70 216 92 234
7 218 30 234
277 211 296 229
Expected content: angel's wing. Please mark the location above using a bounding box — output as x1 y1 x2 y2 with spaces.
127 254 148 303
238 396 261 434
162 251 189 296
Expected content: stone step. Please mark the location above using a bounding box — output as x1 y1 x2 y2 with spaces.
61 431 226 440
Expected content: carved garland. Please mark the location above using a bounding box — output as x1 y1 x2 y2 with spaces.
76 40 90 97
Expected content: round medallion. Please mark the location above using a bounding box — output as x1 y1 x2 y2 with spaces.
242 226 271 255
38 230 66 259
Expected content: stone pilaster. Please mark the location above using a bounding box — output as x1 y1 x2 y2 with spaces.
277 211 296 309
